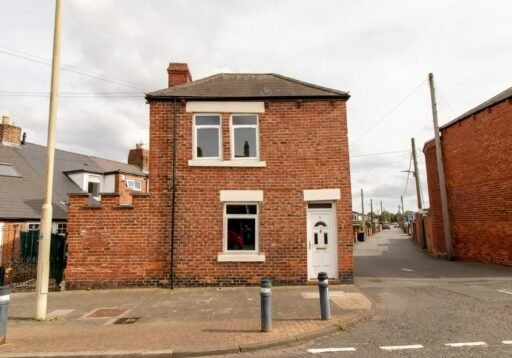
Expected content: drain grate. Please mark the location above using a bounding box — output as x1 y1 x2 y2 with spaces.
114 317 140 325
86 308 128 318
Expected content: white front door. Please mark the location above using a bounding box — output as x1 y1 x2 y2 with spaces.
307 204 337 280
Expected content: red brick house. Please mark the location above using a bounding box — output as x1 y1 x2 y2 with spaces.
423 86 512 266
66 63 353 288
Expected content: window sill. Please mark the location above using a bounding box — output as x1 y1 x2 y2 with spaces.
188 159 266 168
217 253 266 262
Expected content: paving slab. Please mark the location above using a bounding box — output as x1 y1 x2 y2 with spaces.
0 285 371 357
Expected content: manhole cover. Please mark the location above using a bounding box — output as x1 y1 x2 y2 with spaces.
114 317 140 325
86 308 128 318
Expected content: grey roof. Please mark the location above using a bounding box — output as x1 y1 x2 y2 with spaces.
441 86 512 130
0 142 145 221
146 73 349 100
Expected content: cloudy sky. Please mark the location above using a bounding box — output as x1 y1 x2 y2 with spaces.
1 0 511 214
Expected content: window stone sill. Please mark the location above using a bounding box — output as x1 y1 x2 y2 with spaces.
217 253 266 262
188 159 266 168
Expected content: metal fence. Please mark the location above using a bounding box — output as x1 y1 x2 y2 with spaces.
0 224 66 292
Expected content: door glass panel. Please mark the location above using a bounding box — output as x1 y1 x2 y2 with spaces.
324 233 328 245
314 233 318 245
314 221 327 227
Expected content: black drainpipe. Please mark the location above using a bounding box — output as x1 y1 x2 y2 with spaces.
170 98 178 289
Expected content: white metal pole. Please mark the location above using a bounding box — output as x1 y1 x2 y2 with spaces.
35 0 62 320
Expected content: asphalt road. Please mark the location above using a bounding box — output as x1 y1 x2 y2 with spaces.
224 228 512 357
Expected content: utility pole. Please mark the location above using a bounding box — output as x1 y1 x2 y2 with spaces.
380 200 383 223
429 73 453 259
370 199 374 222
360 189 365 231
36 0 62 320
411 138 423 210
401 195 405 214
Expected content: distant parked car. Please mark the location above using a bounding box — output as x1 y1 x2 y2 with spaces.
393 223 399 228
383 224 390 229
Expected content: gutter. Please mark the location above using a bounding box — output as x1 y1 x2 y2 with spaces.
145 94 350 101
170 98 178 289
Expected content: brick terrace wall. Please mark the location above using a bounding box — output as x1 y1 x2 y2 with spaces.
66 192 169 289
66 99 353 287
423 141 448 256
423 99 512 266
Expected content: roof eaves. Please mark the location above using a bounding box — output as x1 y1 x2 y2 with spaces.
269 73 350 98
145 94 349 101
440 87 512 131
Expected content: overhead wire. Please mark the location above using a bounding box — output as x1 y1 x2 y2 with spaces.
402 154 413 198
350 78 428 145
350 149 410 158
0 90 143 97
0 46 150 91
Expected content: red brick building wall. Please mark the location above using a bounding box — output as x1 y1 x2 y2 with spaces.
423 98 512 266
66 98 353 288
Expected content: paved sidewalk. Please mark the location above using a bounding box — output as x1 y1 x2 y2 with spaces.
0 285 371 357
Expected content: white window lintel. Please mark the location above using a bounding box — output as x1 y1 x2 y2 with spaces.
220 190 263 202
186 101 265 113
303 188 341 201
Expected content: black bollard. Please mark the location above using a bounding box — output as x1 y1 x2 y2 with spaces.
317 272 331 320
260 278 272 332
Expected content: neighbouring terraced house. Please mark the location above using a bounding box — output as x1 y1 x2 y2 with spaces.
66 63 353 288
423 86 512 266
0 115 148 289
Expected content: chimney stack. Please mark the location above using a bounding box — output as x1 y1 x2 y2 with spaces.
0 115 22 145
167 63 192 87
128 143 149 173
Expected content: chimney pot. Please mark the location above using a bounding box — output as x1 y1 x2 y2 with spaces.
167 63 192 87
2 115 9 125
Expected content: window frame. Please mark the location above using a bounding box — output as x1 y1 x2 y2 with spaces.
192 113 222 160
230 114 259 160
126 178 142 191
56 223 67 236
86 174 101 198
223 202 259 254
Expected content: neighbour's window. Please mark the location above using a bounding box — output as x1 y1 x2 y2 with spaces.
231 115 258 159
56 223 67 235
28 223 40 231
194 114 221 159
126 179 142 191
87 174 101 197
225 204 258 252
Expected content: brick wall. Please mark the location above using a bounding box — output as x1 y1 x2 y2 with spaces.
423 98 512 266
66 98 353 287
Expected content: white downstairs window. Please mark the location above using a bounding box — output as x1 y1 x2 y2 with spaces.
224 203 258 252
